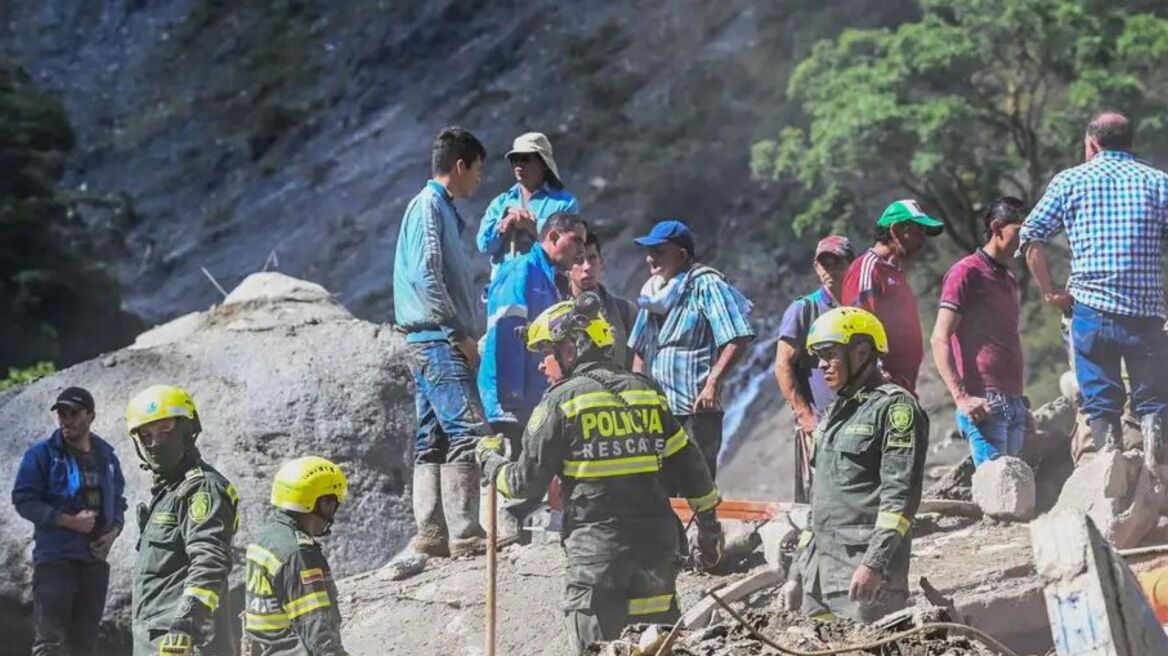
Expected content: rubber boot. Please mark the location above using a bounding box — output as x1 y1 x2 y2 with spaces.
1142 413 1165 469
409 464 449 557
441 462 486 557
1088 417 1121 453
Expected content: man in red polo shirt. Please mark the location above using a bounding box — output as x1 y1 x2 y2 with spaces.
842 200 944 394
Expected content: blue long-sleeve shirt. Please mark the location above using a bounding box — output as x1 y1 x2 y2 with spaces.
393 180 484 342
478 243 565 424
12 430 127 564
476 184 579 277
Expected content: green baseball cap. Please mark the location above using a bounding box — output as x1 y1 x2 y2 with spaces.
876 199 944 236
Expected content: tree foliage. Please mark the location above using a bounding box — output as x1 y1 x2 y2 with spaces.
752 0 1168 250
0 60 141 371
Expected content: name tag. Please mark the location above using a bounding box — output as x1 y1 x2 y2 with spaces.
845 424 874 436
153 511 179 526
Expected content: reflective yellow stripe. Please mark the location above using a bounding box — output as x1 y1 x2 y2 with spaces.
628 593 674 616
811 611 836 622
562 454 660 478
285 590 331 619
662 428 688 457
687 488 720 514
495 465 513 498
247 544 283 577
559 390 668 417
183 586 219 611
876 510 911 536
797 529 813 549
245 611 290 631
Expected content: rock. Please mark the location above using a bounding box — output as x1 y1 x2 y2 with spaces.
971 457 1036 522
0 273 416 633
637 624 669 653
758 520 797 575
1053 450 1161 548
924 456 975 502
379 552 427 581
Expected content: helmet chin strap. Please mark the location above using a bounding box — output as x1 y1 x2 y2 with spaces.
837 345 878 399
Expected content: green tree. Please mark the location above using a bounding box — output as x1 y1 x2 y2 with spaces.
752 0 1168 250
0 60 141 371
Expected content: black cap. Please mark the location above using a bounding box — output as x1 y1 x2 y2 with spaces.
50 387 95 414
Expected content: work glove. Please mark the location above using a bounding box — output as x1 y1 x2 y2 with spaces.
475 434 506 468
158 631 193 656
690 512 724 572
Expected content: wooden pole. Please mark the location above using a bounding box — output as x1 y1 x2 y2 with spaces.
485 480 498 656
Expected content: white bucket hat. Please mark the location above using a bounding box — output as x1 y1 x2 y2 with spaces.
506 132 562 186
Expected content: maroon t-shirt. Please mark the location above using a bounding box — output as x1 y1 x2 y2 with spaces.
939 250 1024 396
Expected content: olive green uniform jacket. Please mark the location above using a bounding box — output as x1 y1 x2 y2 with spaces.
242 513 347 656
133 461 240 655
798 377 928 622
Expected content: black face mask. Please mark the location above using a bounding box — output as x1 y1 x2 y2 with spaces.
133 419 196 475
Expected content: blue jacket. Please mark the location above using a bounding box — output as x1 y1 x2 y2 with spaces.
476 184 579 277
393 180 483 342
12 430 128 564
478 243 564 424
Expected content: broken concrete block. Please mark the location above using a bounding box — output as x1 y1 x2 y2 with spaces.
758 521 797 576
637 624 670 654
972 456 1036 521
1053 450 1161 548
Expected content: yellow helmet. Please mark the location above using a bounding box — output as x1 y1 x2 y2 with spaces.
526 296 614 352
125 384 200 434
271 456 348 513
806 307 889 354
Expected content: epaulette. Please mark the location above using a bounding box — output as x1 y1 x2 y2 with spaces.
295 531 317 547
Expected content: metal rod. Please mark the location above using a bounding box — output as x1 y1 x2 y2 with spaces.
1118 543 1168 558
485 481 498 656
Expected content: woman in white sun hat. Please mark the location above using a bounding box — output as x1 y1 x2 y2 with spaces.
476 132 580 278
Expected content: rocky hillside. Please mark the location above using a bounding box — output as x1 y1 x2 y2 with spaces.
0 0 915 326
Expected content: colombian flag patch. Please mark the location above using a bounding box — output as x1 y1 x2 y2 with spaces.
300 568 325 585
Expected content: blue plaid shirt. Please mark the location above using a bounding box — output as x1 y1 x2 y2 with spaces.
628 268 755 415
1020 150 1168 318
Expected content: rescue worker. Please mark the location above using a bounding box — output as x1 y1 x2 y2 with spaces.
475 293 725 654
790 307 928 623
243 457 348 656
126 385 240 656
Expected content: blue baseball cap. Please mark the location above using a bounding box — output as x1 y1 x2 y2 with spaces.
633 220 695 255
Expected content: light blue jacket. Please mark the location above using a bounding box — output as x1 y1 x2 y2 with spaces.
478 243 564 424
477 184 579 276
393 180 483 342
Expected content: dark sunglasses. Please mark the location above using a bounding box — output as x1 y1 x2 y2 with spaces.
509 153 537 165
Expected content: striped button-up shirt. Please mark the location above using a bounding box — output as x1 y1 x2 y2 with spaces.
628 268 755 416
1020 150 1168 318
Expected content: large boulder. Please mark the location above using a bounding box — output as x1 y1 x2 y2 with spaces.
972 457 1036 522
0 273 416 632
1053 450 1162 548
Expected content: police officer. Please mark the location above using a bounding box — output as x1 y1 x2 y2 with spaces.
475 293 725 654
126 385 240 656
790 307 928 622
242 456 348 656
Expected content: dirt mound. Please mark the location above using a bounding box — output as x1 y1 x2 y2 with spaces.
0 273 416 640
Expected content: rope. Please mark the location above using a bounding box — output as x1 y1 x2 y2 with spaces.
707 592 1020 656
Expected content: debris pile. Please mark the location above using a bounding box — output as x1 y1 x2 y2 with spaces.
591 603 1005 655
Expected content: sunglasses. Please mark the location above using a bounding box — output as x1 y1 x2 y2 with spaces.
509 153 537 165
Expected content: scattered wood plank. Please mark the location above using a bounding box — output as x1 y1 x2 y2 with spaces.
681 567 784 630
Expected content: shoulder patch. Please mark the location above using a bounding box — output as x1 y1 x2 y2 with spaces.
888 403 914 433
296 531 316 547
188 491 212 523
529 402 550 432
300 567 326 585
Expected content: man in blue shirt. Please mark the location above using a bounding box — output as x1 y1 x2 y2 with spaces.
393 127 494 558
12 386 127 656
774 235 854 501
629 220 756 480
479 212 587 453
476 132 579 277
1021 112 1168 467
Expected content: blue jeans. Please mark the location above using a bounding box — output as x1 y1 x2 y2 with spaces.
956 392 1027 467
1072 303 1168 422
406 340 491 464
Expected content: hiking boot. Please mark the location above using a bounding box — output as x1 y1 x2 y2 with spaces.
1088 417 1121 453
410 464 449 557
441 462 487 557
1142 413 1165 469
